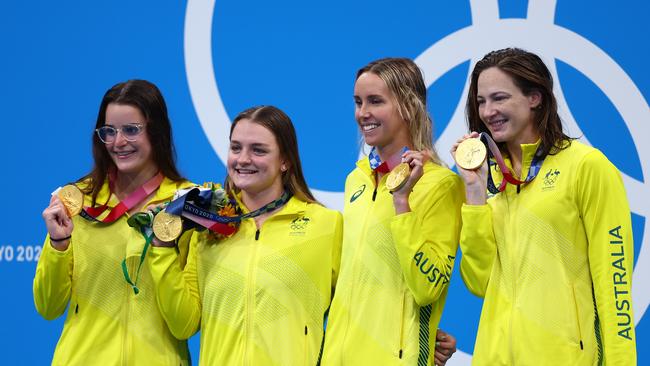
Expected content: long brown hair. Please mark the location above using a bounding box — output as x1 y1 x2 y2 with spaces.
224 105 317 204
356 57 442 164
81 79 183 205
466 48 572 157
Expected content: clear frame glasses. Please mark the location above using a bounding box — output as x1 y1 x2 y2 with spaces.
96 123 145 143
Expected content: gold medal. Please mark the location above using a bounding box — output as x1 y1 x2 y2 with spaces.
385 162 411 192
58 185 83 217
455 138 487 170
152 211 183 242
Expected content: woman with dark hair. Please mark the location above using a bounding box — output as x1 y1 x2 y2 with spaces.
453 48 637 364
148 105 342 365
34 80 194 365
322 58 463 365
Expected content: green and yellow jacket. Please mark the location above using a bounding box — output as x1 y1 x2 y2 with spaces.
149 196 342 366
34 177 195 366
322 159 464 365
461 140 637 365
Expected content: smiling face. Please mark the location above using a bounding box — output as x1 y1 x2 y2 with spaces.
476 67 541 149
354 72 411 156
104 103 156 177
227 118 286 201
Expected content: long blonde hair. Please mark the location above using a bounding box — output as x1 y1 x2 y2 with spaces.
356 58 442 164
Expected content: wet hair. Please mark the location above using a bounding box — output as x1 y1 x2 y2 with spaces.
356 57 441 164
225 105 317 204
466 48 572 156
81 79 183 205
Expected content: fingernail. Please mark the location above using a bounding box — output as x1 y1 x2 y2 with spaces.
436 341 440 347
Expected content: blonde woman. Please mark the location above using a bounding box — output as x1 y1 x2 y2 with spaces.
323 58 463 365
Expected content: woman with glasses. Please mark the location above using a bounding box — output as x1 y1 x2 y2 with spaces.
147 105 343 365
34 79 195 365
452 48 636 364
321 58 463 366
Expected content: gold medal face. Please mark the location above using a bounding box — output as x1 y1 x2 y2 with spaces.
153 211 183 242
58 185 83 217
455 138 487 170
385 162 410 192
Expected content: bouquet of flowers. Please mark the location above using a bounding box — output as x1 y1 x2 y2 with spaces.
199 182 242 240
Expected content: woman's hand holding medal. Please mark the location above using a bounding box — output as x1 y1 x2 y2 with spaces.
390 149 428 213
43 185 83 251
451 132 489 205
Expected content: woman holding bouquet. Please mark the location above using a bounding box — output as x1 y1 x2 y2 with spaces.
149 105 343 365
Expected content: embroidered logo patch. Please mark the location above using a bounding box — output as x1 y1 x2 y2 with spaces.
289 216 310 235
542 168 560 190
350 184 366 203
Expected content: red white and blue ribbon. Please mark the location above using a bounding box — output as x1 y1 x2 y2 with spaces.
80 172 164 223
368 146 409 173
479 132 545 194
165 188 291 236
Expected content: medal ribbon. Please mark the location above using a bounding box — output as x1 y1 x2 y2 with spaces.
368 146 408 173
166 188 292 234
478 132 545 194
81 172 164 222
122 211 156 294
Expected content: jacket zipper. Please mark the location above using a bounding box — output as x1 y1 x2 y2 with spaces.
341 175 377 363
506 188 516 365
122 260 133 365
244 228 261 365
398 292 406 359
572 285 584 350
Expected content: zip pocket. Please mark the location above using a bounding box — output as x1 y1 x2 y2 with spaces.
398 293 406 359
304 325 309 365
571 284 584 350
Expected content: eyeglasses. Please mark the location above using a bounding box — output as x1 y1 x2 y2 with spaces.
96 123 145 143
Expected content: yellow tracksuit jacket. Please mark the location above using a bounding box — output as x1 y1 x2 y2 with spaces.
460 140 637 365
322 159 464 365
148 196 343 365
33 177 195 366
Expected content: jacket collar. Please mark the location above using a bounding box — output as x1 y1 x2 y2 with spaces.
493 139 542 181
520 140 542 179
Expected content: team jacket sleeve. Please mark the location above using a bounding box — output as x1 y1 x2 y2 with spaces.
391 174 464 306
576 150 637 364
331 211 343 295
148 231 202 340
458 204 497 298
33 236 74 320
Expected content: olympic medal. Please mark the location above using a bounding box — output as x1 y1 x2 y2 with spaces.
58 185 83 217
455 138 487 170
152 211 183 242
385 162 411 192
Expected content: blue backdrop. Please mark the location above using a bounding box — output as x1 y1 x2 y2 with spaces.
2 1 648 364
